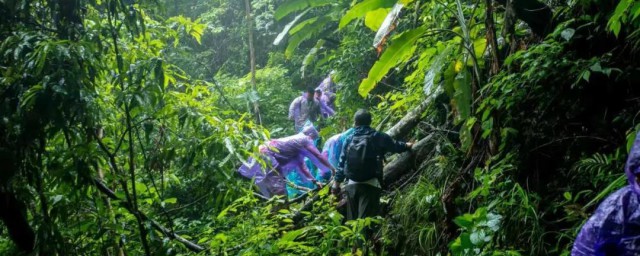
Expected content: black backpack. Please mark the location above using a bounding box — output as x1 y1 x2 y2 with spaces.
344 132 380 181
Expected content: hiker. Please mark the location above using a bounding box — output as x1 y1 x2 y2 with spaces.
315 88 336 118
288 86 322 132
331 109 413 225
238 124 335 198
316 72 337 108
322 128 355 170
572 131 640 255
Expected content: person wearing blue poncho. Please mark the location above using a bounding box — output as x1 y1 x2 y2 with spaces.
322 128 355 173
572 131 640 255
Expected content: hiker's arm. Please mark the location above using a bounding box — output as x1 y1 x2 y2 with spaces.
320 101 335 116
297 161 322 189
380 133 412 153
332 138 349 194
305 144 336 175
334 137 350 183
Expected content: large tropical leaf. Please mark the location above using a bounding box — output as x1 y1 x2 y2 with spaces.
358 27 426 97
339 0 396 29
284 17 331 58
273 9 311 45
364 8 390 31
290 17 320 35
274 0 333 21
301 40 325 77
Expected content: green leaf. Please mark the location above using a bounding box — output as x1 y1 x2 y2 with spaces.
481 117 493 139
52 195 64 205
339 0 396 29
561 28 575 41
163 197 178 204
590 62 602 72
301 40 325 77
290 17 319 35
273 9 311 45
581 70 591 82
359 27 426 97
364 8 390 31
453 68 472 123
453 214 474 229
473 38 487 58
285 17 330 58
274 0 333 21
280 229 304 242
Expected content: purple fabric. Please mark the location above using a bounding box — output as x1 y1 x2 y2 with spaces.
288 95 322 131
237 125 333 198
572 131 640 255
316 74 335 94
315 74 337 116
237 156 286 197
318 96 336 117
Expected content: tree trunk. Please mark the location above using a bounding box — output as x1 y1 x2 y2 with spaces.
383 134 434 187
386 98 431 139
485 0 501 75
244 0 262 125
96 128 125 256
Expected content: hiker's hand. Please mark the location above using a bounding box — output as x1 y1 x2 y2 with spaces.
331 183 340 195
313 180 323 189
406 142 414 149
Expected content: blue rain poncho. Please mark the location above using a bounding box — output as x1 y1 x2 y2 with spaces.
322 128 355 168
572 132 640 255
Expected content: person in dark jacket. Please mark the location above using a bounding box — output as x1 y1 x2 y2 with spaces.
332 109 413 220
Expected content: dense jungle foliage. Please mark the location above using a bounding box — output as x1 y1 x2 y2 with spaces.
1 0 640 255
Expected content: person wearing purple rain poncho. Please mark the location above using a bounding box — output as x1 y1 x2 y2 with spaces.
315 88 335 118
237 125 336 198
288 86 322 132
572 131 640 255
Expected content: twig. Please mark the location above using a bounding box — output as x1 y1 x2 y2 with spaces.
528 136 610 152
165 192 214 214
93 178 206 252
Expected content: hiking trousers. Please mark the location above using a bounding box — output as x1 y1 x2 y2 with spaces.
345 183 381 220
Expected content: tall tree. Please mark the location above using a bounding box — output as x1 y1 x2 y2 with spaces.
245 0 262 125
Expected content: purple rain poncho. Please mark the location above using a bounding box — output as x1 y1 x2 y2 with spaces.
237 125 334 198
317 94 336 118
288 94 322 132
316 73 336 96
315 73 337 118
572 132 640 255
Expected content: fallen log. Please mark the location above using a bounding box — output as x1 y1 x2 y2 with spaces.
383 134 434 187
386 98 431 139
93 178 206 253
